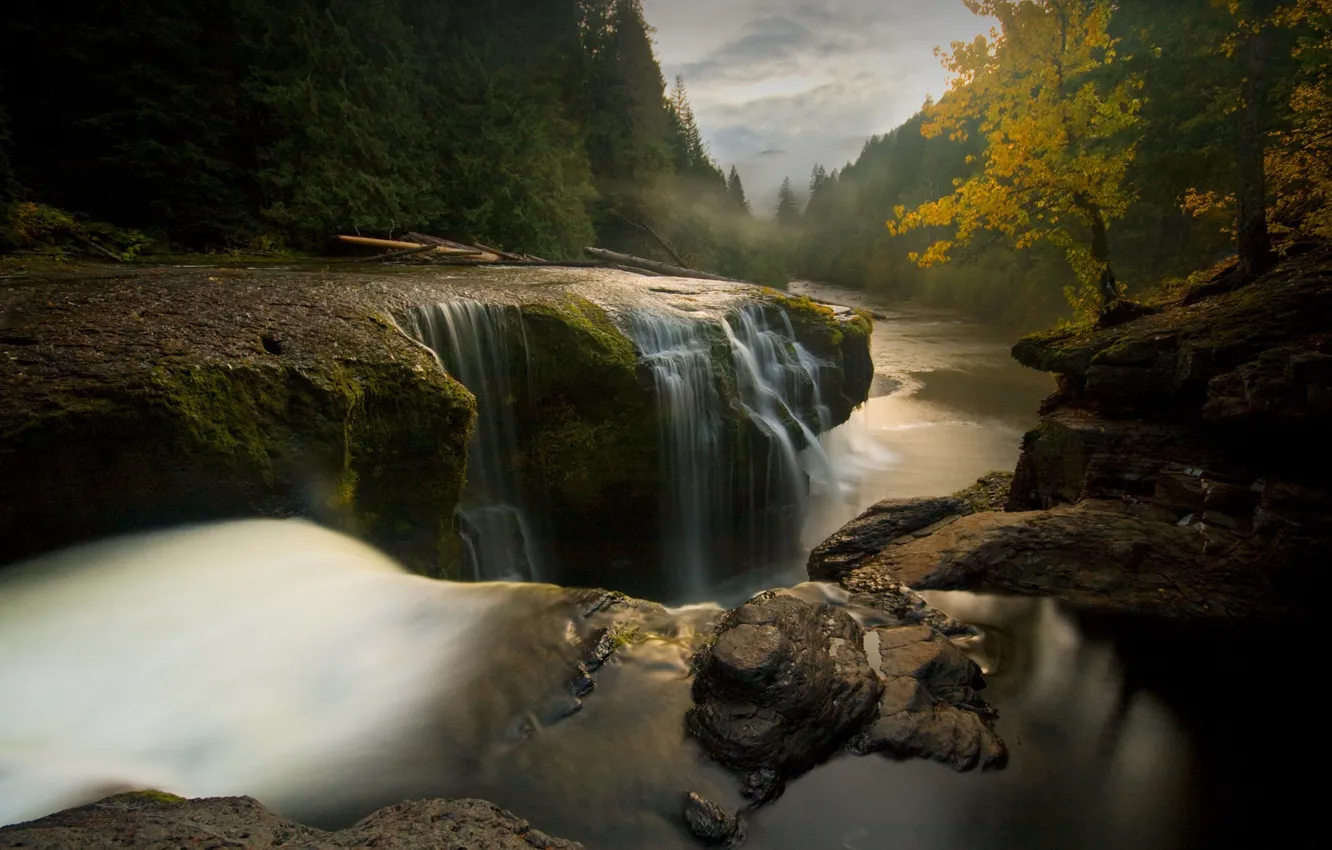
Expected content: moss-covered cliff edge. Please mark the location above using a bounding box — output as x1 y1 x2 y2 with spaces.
1 265 874 579
0 266 477 574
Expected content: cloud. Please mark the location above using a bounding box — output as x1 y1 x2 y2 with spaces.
676 16 815 83
643 0 992 199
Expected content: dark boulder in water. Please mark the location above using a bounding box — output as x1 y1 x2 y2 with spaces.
0 792 584 849
682 791 745 846
687 593 881 802
852 625 1007 771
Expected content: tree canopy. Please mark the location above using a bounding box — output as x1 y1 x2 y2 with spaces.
887 0 1144 311
0 0 782 282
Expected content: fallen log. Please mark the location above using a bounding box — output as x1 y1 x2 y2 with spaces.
471 242 527 262
583 248 742 283
354 244 440 263
338 235 426 251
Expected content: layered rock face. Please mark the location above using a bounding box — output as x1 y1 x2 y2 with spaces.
816 246 1332 622
0 267 476 575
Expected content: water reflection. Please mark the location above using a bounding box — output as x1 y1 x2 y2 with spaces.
792 281 1054 552
754 593 1185 850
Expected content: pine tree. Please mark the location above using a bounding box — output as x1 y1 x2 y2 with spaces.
668 75 706 171
727 166 750 213
775 177 801 226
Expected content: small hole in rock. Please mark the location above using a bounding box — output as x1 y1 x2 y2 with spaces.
261 335 284 355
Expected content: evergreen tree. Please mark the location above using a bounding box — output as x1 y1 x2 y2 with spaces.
668 75 707 172
805 164 832 220
727 166 751 213
775 177 801 226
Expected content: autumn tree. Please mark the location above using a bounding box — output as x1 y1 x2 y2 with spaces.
1270 0 1332 239
888 0 1144 313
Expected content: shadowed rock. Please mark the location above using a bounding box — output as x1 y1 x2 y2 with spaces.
852 625 1006 772
807 496 970 581
687 593 881 802
682 792 744 846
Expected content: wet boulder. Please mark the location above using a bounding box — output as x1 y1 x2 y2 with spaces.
852 625 1007 771
687 593 881 802
682 792 745 846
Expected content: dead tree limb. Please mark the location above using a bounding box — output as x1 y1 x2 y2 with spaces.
584 248 742 283
609 210 688 267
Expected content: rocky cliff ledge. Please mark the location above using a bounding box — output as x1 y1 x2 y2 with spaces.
0 264 871 576
0 793 583 849
811 246 1332 622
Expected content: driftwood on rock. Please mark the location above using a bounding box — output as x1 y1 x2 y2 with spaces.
352 243 440 263
584 247 742 283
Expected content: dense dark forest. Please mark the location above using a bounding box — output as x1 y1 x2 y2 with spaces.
0 0 779 281
2 0 1330 324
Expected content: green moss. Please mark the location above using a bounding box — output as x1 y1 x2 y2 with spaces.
952 472 1014 513
130 357 473 576
762 289 844 351
107 790 187 806
503 295 663 545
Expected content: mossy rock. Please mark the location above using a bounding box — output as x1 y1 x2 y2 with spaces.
0 269 475 575
509 296 663 574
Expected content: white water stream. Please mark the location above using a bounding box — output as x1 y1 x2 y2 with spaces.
0 520 582 827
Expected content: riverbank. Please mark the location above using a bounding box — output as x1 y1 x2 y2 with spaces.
812 244 1332 623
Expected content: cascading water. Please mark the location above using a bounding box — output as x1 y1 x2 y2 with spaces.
623 314 727 599
625 303 835 592
407 296 840 595
723 306 834 567
406 301 543 582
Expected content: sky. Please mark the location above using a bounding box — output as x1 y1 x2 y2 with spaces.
641 0 992 208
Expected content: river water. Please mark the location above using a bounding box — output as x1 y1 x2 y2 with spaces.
0 284 1313 848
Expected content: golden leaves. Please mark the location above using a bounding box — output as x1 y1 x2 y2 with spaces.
886 0 1142 291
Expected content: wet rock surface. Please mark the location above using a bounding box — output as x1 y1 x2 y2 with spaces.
852 625 1006 771
682 792 745 846
814 247 1332 622
685 588 1007 810
687 593 881 802
807 496 971 581
0 793 584 849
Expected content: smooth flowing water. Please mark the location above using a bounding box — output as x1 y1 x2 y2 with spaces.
623 313 726 599
407 300 545 582
0 292 1312 848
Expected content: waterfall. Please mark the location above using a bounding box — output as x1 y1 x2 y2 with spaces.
626 304 835 592
723 306 833 567
623 314 726 599
406 301 543 582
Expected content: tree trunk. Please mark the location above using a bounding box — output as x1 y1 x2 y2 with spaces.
1079 198 1120 308
1236 10 1276 280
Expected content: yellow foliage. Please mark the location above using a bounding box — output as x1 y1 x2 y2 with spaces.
888 0 1144 310
1270 0 1332 239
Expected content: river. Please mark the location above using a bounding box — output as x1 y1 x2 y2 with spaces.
0 284 1312 848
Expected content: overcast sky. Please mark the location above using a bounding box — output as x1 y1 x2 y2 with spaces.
641 0 991 205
